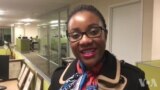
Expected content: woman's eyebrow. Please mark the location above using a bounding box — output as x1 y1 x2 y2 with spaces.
69 24 100 33
68 28 80 33
87 23 99 28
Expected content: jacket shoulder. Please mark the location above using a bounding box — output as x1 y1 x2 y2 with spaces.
54 66 66 73
49 61 77 90
52 66 66 77
120 60 144 76
49 66 65 90
120 60 149 90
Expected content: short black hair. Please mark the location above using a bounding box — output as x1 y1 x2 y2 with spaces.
66 4 107 29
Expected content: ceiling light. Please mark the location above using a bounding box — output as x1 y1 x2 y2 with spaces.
50 24 58 27
49 20 58 24
20 18 36 22
0 10 5 15
50 20 66 24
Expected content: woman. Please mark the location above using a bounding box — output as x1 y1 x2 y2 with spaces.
49 4 149 90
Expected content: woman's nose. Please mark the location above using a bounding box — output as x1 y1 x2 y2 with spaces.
79 34 93 46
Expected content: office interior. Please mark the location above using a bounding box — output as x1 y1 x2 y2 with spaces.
0 0 160 90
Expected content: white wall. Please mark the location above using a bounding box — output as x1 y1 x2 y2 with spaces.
142 0 153 61
14 24 25 44
110 2 142 65
24 23 38 38
13 23 38 44
152 0 160 60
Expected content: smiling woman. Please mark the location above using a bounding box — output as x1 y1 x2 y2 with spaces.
49 4 149 90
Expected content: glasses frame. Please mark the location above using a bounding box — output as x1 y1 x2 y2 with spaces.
66 26 107 42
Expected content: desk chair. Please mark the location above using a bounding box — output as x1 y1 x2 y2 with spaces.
0 55 9 90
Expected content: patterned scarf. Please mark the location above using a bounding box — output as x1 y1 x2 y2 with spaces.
59 60 102 90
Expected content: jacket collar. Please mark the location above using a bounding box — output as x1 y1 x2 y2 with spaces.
59 50 120 84
99 50 120 80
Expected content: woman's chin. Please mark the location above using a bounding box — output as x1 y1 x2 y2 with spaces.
82 59 97 68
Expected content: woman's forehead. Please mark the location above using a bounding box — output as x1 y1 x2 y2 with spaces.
71 11 99 19
69 11 100 25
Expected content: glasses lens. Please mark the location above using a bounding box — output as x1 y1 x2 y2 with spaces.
87 27 102 37
68 32 81 42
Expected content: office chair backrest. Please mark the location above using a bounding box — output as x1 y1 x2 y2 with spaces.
0 55 9 81
0 40 4 46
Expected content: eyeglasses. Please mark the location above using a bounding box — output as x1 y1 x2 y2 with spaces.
67 26 106 42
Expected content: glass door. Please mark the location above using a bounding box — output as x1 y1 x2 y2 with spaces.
49 23 59 64
59 10 69 63
38 25 49 58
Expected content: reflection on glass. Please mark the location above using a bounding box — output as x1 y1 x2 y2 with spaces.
50 23 59 64
37 8 69 77
60 10 68 59
38 25 49 58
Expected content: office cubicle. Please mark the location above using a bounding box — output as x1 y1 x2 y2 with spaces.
137 60 160 90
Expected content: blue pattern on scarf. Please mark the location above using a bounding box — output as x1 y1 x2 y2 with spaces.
59 61 98 90
59 73 81 90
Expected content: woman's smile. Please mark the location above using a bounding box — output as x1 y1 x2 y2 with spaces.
80 48 96 59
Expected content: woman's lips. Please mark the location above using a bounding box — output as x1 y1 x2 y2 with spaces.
80 49 96 59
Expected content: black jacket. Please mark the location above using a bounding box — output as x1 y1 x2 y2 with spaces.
49 50 149 90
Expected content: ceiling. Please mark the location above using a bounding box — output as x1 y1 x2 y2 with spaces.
0 0 77 27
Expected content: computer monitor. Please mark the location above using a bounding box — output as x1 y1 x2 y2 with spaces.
0 55 9 81
0 40 4 46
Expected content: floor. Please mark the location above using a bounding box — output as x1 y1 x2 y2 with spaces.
0 80 18 90
22 51 58 78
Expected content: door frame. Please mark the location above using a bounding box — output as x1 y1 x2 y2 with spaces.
108 0 143 52
107 0 144 64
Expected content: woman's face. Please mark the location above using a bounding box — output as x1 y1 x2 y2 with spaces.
68 11 107 68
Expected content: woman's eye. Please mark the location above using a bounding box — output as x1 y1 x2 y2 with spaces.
89 28 100 35
71 32 81 39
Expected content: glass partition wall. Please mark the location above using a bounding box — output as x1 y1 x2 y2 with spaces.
60 10 69 59
38 25 49 58
38 9 69 77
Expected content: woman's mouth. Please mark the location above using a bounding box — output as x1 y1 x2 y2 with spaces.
80 49 96 59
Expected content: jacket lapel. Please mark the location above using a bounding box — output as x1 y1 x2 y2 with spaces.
59 60 77 84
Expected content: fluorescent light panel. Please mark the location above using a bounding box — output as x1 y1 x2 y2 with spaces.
0 10 5 15
49 20 66 24
20 18 36 22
